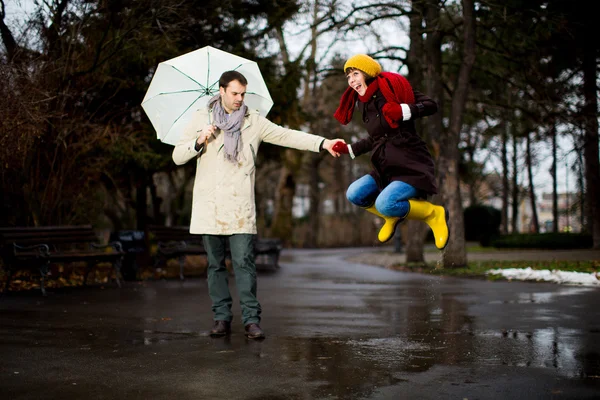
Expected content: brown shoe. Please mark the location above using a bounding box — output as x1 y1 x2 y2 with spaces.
244 323 265 339
209 320 231 337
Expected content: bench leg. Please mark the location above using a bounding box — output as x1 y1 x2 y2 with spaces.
39 263 49 297
2 268 13 296
178 255 185 281
272 254 278 269
261 252 280 269
113 257 123 288
83 262 92 287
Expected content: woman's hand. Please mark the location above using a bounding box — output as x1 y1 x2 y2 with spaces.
331 141 349 154
323 139 347 157
382 102 403 122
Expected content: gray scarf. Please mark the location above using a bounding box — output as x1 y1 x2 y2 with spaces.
208 94 248 163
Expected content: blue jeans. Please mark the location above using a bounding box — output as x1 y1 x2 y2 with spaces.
203 234 261 326
346 174 418 217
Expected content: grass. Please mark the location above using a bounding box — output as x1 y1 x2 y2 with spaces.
388 259 600 280
422 244 500 253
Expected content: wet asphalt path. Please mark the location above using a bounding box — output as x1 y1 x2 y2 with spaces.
1 247 599 399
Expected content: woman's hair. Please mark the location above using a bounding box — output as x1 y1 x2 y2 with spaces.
345 67 369 78
219 70 248 88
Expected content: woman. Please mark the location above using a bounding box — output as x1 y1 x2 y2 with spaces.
332 54 449 249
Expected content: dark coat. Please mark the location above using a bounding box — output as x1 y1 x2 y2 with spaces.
350 89 438 195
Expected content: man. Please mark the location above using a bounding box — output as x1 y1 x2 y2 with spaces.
172 70 344 339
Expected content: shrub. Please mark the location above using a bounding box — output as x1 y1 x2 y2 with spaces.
491 233 593 249
464 205 502 247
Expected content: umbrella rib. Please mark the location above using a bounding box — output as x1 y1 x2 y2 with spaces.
206 51 211 91
169 65 204 88
141 89 206 104
169 94 204 132
204 63 244 92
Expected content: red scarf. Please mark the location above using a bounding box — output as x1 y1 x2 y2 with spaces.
333 71 414 126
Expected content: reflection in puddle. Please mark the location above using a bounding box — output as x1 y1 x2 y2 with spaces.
489 287 596 305
469 327 599 379
273 327 600 398
517 287 596 303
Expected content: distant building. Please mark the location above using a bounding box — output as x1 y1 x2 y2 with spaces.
537 192 582 233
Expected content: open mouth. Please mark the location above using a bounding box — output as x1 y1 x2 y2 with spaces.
354 84 363 92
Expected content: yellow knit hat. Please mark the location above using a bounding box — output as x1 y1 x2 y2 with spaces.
343 54 382 78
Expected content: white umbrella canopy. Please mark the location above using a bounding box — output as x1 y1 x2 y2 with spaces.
141 46 274 145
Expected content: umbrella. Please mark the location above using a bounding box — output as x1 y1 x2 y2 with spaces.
141 46 274 145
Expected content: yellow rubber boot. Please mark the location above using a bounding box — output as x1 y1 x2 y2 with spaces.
406 199 449 250
364 205 401 243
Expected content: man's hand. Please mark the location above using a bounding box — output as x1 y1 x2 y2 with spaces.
323 139 346 157
196 124 216 146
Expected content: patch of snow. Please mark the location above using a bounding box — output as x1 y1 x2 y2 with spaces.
486 267 599 286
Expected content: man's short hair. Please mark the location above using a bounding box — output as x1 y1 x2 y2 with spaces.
219 70 248 89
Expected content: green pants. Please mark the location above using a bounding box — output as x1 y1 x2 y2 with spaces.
202 234 261 325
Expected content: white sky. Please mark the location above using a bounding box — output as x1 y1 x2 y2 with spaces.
3 0 34 27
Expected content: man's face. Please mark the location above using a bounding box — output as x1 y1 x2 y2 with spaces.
219 80 247 113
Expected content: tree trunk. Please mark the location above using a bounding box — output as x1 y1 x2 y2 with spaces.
423 0 444 151
577 149 585 231
407 0 426 87
439 0 476 268
405 223 426 264
404 0 428 263
501 121 509 234
270 162 297 245
136 172 148 231
551 124 558 232
582 39 600 248
0 0 18 60
412 0 444 264
526 133 539 233
467 143 477 206
149 173 162 225
511 135 519 233
306 153 321 248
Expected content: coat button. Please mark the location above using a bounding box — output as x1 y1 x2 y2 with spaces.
365 118 369 122
376 114 379 117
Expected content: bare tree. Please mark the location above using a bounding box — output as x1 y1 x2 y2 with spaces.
525 132 540 233
437 0 476 267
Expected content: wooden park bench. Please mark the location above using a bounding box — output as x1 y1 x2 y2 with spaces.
0 225 125 296
148 225 283 280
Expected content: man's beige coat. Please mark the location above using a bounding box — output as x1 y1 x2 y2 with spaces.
172 108 324 235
